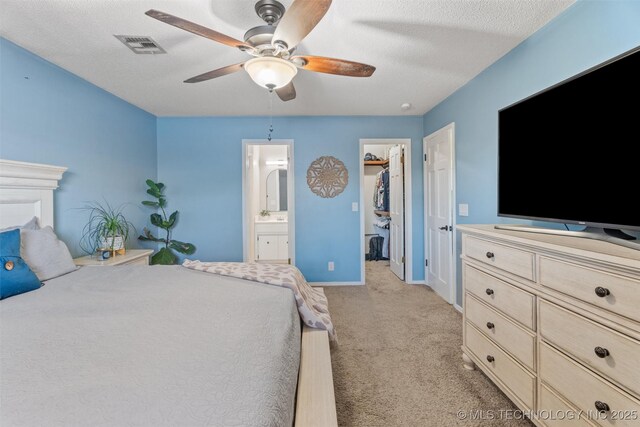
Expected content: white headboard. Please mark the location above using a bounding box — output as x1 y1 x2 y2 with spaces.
0 159 67 229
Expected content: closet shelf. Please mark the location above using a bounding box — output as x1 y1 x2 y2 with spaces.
364 160 389 167
374 210 390 217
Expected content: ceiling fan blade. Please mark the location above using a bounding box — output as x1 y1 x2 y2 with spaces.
146 9 252 51
292 56 376 77
272 0 332 50
184 62 246 84
275 82 296 101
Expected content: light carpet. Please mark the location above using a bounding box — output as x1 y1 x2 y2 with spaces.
323 261 532 426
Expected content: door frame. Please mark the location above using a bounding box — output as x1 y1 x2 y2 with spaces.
423 123 457 306
242 139 295 265
359 138 414 284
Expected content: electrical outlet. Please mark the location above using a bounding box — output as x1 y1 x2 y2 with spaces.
352 202 358 212
328 261 335 271
459 203 469 217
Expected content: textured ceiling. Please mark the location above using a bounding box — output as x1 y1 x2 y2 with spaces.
0 0 574 116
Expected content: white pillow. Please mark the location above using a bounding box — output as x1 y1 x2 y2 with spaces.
20 226 77 281
0 216 40 232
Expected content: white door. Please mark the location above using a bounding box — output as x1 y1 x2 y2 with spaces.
389 145 405 280
424 125 454 303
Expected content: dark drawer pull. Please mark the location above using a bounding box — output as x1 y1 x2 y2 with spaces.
486 355 495 363
486 322 495 330
486 251 495 259
595 287 610 298
594 346 610 358
595 401 610 413
485 288 494 296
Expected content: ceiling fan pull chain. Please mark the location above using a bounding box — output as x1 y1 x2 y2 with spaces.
268 90 274 141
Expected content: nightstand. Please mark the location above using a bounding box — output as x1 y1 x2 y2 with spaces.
74 249 154 267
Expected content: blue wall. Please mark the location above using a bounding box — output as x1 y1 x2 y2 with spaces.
0 38 157 256
157 116 424 282
422 0 640 305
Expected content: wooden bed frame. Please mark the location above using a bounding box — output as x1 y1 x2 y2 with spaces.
0 158 337 427
295 289 338 426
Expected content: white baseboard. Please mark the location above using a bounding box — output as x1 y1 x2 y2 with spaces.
406 280 426 285
310 281 364 287
453 303 463 313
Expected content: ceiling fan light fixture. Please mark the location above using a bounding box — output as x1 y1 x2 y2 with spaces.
245 57 297 90
146 2 374 102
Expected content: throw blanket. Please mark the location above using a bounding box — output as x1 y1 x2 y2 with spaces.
182 260 337 341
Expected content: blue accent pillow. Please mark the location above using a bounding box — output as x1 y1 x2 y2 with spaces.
0 229 41 300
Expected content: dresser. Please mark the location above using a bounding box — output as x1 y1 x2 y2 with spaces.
458 225 640 426
74 249 154 266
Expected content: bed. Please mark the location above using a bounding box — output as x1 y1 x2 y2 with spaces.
0 159 337 427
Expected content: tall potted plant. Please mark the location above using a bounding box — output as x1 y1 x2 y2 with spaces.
79 201 134 255
139 179 196 265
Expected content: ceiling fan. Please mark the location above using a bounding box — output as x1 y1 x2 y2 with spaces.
145 0 375 101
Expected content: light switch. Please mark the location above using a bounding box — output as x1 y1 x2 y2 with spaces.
328 261 335 271
459 203 469 217
352 202 359 212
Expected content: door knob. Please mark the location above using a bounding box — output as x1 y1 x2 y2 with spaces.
439 225 450 231
594 401 610 413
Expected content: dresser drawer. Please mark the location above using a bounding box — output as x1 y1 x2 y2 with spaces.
464 265 535 329
539 384 594 427
540 343 640 427
465 236 535 281
465 293 535 370
465 323 535 409
540 300 640 397
539 257 640 323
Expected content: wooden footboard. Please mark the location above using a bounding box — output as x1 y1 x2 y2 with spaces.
295 289 338 427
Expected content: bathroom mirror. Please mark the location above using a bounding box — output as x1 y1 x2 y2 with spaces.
266 169 287 211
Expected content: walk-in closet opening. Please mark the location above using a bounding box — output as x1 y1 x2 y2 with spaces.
242 140 295 265
359 139 413 284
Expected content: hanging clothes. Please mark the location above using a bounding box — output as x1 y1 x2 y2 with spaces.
373 168 390 211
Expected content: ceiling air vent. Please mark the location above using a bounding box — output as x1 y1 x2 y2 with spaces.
114 35 166 54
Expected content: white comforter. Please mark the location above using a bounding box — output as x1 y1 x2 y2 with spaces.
1 265 301 427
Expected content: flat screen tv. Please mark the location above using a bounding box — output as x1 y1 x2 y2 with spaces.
498 46 640 246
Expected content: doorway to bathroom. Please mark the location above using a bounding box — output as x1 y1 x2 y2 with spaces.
242 140 295 264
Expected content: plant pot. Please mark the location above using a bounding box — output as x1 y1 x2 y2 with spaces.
99 235 124 251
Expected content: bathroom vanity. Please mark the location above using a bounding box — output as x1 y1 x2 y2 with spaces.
255 215 289 262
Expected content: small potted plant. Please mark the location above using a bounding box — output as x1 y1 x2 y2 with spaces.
80 201 135 256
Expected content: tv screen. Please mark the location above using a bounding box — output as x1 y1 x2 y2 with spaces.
498 46 640 232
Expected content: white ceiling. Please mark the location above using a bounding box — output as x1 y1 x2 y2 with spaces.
0 0 574 116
